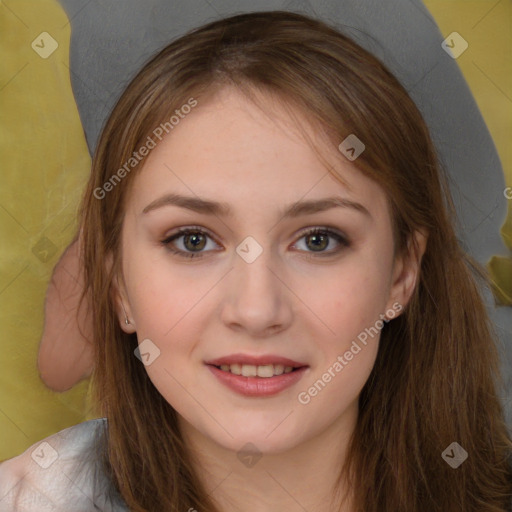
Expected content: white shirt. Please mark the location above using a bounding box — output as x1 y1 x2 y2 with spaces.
0 419 128 511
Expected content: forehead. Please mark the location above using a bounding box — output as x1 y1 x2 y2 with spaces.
126 87 388 219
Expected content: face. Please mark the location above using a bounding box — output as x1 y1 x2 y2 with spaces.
115 87 418 455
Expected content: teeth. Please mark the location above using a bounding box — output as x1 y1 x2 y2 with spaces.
230 363 242 375
217 363 296 378
274 364 284 375
257 365 273 377
241 364 257 377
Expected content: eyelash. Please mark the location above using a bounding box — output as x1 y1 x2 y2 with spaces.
160 225 350 260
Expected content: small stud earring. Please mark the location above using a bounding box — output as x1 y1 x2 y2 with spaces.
120 302 130 325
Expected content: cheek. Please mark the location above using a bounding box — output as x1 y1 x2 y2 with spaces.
307 257 393 338
125 252 212 338
296 268 386 418
315 278 384 377
298 257 391 406
125 263 208 410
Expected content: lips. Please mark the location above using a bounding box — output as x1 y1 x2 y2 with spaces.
204 353 309 396
206 363 309 397
204 353 308 368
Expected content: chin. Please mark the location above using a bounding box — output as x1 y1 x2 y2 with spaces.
209 421 307 456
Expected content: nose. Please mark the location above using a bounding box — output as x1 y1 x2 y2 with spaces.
219 245 293 337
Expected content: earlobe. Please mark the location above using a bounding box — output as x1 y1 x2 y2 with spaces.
387 229 428 315
107 252 137 333
120 300 133 327
114 275 136 333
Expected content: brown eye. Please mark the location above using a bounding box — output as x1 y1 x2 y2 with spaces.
161 226 349 260
305 231 329 252
161 228 218 259
183 232 207 251
293 227 349 257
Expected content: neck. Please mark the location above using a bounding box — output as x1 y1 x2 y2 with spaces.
179 401 359 512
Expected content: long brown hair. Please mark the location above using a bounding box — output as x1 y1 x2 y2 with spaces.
78 11 512 511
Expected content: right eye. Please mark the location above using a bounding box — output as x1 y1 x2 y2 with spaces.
161 227 221 259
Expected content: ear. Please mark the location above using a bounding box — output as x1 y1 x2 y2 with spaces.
106 252 137 334
385 229 428 317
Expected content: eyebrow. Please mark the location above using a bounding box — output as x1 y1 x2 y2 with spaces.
142 193 371 219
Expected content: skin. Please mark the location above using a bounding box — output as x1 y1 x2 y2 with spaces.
112 86 426 512
37 234 94 392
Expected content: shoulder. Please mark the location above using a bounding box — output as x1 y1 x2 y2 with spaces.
0 418 128 511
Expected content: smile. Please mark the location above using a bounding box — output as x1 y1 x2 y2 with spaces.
204 354 309 397
216 363 295 378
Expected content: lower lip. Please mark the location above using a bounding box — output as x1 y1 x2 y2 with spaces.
206 365 308 397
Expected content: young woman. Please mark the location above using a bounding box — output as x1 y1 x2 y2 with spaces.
1 10 511 512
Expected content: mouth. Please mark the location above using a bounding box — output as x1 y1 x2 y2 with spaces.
209 363 305 378
204 354 308 378
204 354 309 396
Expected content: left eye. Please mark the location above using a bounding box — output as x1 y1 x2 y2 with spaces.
293 227 348 255
161 228 219 259
161 226 349 259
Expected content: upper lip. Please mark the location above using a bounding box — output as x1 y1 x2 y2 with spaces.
205 353 308 368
